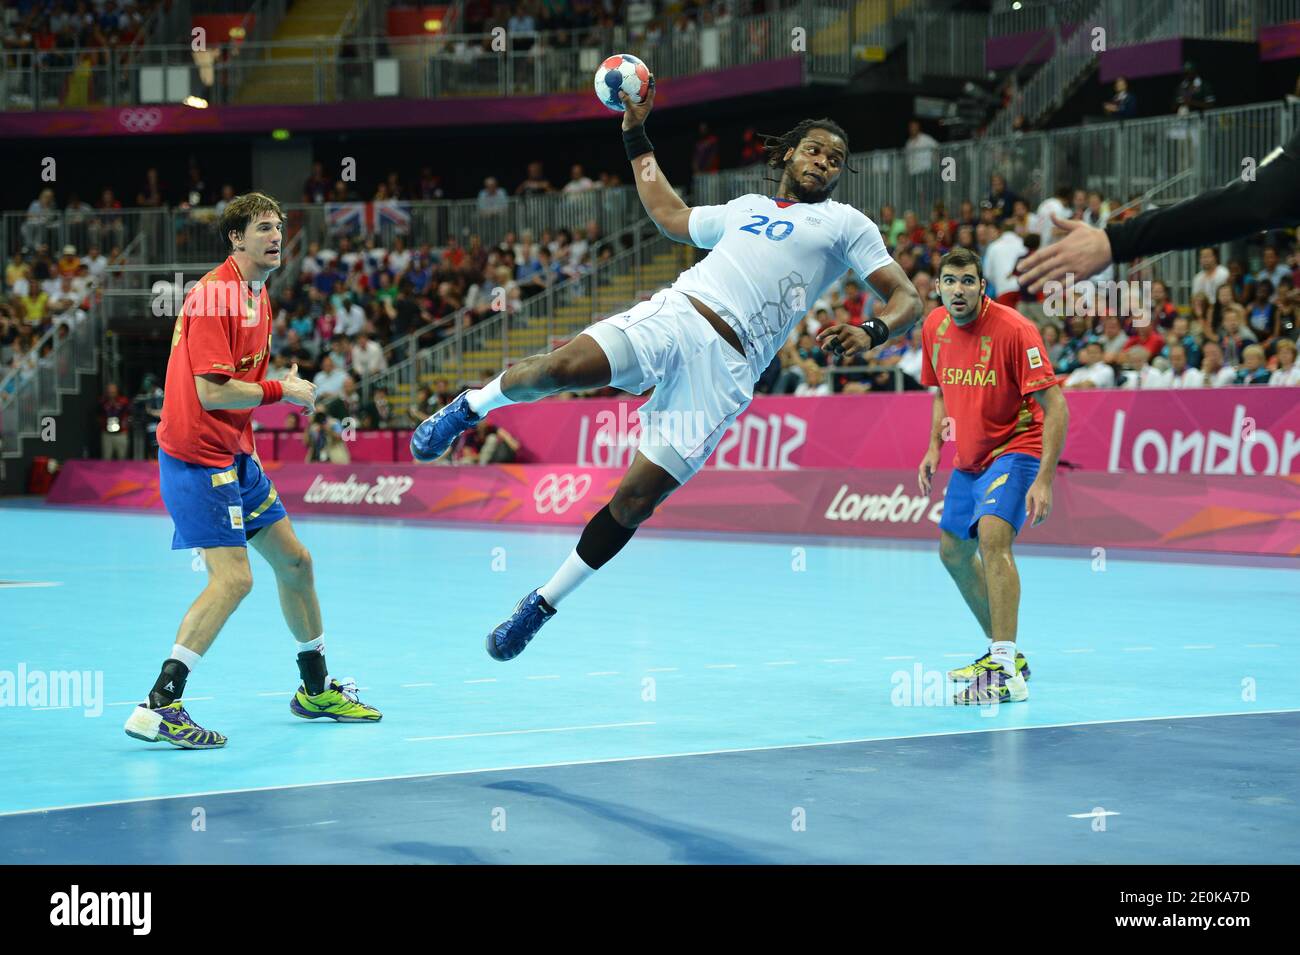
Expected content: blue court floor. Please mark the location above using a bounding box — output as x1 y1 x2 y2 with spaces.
1 503 1296 863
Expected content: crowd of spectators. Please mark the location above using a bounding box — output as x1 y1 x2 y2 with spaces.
759 168 1300 397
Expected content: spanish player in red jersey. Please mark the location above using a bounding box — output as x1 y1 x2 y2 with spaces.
123 192 381 749
917 248 1068 705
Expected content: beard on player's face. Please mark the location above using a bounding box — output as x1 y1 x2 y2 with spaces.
780 138 843 202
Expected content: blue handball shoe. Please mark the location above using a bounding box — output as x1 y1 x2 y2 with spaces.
487 590 557 661
411 390 482 462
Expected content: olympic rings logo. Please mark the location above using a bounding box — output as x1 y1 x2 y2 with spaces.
533 472 591 515
118 108 163 133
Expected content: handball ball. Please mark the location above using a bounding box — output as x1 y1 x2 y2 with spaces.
594 53 651 112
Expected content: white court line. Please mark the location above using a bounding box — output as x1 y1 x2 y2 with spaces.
704 664 737 669
586 671 620 677
1069 810 1121 819
401 683 437 688
765 661 798 666
1183 645 1216 650
526 675 561 681
1246 643 1280 648
405 721 654 742
644 667 678 673
6 707 1296 819
464 678 497 684
256 691 287 697
0 581 62 588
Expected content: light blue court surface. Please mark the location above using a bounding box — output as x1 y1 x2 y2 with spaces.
1 503 1297 863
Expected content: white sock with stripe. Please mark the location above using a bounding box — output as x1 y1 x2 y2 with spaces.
466 375 515 415
989 641 1017 678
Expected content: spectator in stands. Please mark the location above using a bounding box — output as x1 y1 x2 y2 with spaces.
904 119 938 183
278 329 315 374
1236 344 1271 385
1224 257 1252 303
418 167 444 200
794 363 832 396
477 177 509 216
1064 341 1115 388
1082 190 1110 228
408 386 436 426
98 382 131 460
1103 77 1136 119
1257 246 1290 289
1095 314 1129 364
1246 279 1279 343
1125 319 1165 360
1192 247 1229 305
351 330 387 378
1219 305 1257 366
1198 341 1237 387
456 420 520 464
360 385 396 429
303 410 350 463
1034 186 1071 249
518 247 560 298
693 122 721 176
303 161 330 203
1271 338 1300 385
131 372 164 460
1161 314 1202 369
982 218 1026 299
516 160 554 196
312 355 348 400
1165 343 1202 387
1277 284 1300 342
739 127 763 166
879 204 906 247
334 290 366 337
136 167 165 207
983 173 1019 220
562 163 595 194
22 188 58 249
324 375 362 423
1147 279 1177 328
1119 344 1164 389
1174 61 1215 114
1041 322 1066 367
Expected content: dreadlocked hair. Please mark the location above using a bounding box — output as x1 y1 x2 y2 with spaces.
759 118 857 180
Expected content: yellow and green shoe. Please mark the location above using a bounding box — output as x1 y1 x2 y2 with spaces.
954 669 1029 705
290 678 382 723
947 650 1031 683
123 701 228 749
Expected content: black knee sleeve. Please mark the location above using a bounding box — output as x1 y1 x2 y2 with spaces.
576 504 638 570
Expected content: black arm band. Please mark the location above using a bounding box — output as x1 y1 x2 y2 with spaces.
863 318 889 350
623 125 653 163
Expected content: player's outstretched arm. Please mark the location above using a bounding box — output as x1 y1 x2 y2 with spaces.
620 80 692 244
196 364 316 411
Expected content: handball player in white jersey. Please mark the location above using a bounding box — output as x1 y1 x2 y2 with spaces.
411 77 924 660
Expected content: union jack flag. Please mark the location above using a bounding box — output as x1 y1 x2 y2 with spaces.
325 201 411 238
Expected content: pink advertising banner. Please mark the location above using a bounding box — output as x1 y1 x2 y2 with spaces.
485 388 1300 476
250 388 1300 475
44 460 1300 557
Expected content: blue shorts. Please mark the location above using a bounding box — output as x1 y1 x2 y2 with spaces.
939 452 1040 540
158 448 287 550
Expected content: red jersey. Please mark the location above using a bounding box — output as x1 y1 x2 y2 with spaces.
157 256 273 467
920 296 1057 472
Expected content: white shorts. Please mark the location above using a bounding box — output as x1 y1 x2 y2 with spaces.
580 288 753 484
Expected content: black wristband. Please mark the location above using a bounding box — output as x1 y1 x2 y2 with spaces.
863 318 889 350
623 124 653 163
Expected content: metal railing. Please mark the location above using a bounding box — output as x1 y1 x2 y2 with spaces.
2 186 651 266
907 10 990 81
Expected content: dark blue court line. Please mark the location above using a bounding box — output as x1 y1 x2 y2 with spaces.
4 712 1295 864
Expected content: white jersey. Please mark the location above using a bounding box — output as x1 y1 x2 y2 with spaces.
670 193 894 383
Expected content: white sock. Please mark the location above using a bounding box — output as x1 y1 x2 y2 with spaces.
170 643 203 672
537 549 596 607
989 640 1017 678
297 634 325 655
466 375 515 415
